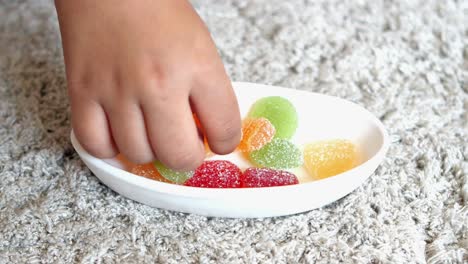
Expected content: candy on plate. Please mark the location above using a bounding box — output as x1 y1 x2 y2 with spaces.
248 96 298 139
154 160 194 184
131 163 170 183
249 138 302 169
303 139 359 179
237 117 275 152
184 160 242 188
241 167 299 188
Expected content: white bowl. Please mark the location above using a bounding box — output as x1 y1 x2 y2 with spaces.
71 82 389 218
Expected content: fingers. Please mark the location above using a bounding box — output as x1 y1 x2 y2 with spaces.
142 84 205 171
104 100 156 164
71 96 118 159
70 68 239 170
190 70 241 155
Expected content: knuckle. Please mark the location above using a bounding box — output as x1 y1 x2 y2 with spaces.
67 74 106 100
209 119 241 154
143 76 172 103
153 86 172 103
67 76 91 97
193 63 221 83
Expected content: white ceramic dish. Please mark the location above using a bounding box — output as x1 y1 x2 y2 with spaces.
71 82 389 218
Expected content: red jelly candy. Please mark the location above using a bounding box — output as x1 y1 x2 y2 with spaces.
184 160 242 188
241 168 299 188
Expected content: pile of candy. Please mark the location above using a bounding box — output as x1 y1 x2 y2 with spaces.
120 96 359 188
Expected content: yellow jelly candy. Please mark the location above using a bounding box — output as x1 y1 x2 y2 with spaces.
304 139 359 179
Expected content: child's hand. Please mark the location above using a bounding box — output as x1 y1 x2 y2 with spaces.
55 0 241 170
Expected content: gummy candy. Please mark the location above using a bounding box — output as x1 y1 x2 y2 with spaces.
130 163 170 183
184 160 242 188
193 113 202 128
116 154 136 170
303 139 359 179
249 138 302 169
154 160 194 184
193 114 213 157
241 168 299 188
237 118 275 152
248 96 298 139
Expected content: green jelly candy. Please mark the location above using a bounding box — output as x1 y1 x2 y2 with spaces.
248 96 298 139
249 138 302 169
153 160 194 184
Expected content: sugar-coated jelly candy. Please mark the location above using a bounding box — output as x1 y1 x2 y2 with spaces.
248 96 298 139
154 160 194 184
241 168 299 188
130 163 170 183
193 114 214 157
184 160 242 188
203 138 214 158
304 139 359 179
238 118 275 152
193 113 202 128
249 138 302 169
116 154 136 170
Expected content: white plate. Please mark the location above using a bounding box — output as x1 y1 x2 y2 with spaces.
71 82 389 218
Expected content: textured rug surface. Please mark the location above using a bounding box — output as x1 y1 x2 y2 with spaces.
1 0 467 263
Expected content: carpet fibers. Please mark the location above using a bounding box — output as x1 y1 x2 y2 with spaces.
0 0 467 263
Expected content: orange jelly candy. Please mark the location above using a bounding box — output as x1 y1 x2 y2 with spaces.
203 138 214 158
116 153 136 170
238 118 275 152
303 139 359 179
130 163 170 183
193 114 214 157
